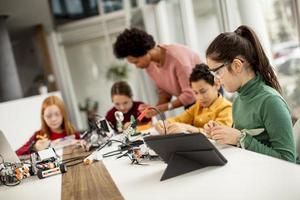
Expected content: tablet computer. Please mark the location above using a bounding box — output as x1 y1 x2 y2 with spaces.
144 133 227 180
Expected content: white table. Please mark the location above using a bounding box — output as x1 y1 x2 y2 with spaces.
0 150 63 200
1 138 300 200
102 141 300 200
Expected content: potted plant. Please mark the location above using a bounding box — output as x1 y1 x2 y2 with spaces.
33 74 48 94
106 63 129 81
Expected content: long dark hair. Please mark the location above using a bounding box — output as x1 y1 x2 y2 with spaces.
206 25 282 94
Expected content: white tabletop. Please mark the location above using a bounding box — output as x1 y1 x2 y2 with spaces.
102 141 300 200
0 150 63 200
0 171 62 200
1 138 300 200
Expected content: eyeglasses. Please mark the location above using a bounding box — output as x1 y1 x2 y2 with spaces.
209 58 245 78
209 63 229 78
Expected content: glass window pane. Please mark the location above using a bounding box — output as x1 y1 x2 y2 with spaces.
49 0 99 25
146 0 160 4
260 0 300 120
52 0 62 14
89 0 98 8
65 0 83 15
103 0 123 13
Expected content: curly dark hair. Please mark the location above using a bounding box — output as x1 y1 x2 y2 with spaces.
113 28 156 58
189 64 215 86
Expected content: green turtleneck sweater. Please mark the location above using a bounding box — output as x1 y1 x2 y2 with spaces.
233 75 296 162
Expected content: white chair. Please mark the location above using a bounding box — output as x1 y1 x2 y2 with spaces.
293 118 300 161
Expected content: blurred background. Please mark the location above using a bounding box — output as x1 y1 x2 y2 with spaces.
0 0 299 133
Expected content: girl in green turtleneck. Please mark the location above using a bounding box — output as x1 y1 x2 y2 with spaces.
204 25 296 163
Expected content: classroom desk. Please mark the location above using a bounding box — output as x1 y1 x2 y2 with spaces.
102 142 300 200
0 147 123 200
1 137 300 200
61 146 123 200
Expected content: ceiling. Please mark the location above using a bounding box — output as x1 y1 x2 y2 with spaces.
0 0 53 34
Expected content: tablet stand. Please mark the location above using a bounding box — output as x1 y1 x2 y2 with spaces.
161 149 226 181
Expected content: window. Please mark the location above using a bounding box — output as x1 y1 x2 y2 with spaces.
102 0 123 13
50 0 99 25
260 0 300 121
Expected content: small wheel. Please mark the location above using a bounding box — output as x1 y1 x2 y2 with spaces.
59 164 67 173
37 169 45 179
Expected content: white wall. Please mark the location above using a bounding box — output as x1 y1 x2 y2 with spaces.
195 16 220 60
0 91 61 150
47 32 84 131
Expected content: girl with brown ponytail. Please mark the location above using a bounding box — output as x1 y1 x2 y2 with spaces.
204 25 296 162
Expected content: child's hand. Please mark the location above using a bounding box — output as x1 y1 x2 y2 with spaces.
50 139 61 147
145 109 158 118
138 104 150 112
155 121 192 135
210 125 241 145
34 138 50 151
204 120 219 138
123 122 131 130
166 122 188 134
154 120 169 134
138 104 157 119
75 139 87 150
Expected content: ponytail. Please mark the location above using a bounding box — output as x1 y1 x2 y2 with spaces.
206 25 282 94
234 26 282 94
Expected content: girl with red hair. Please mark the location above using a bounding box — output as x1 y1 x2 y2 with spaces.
16 95 80 156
